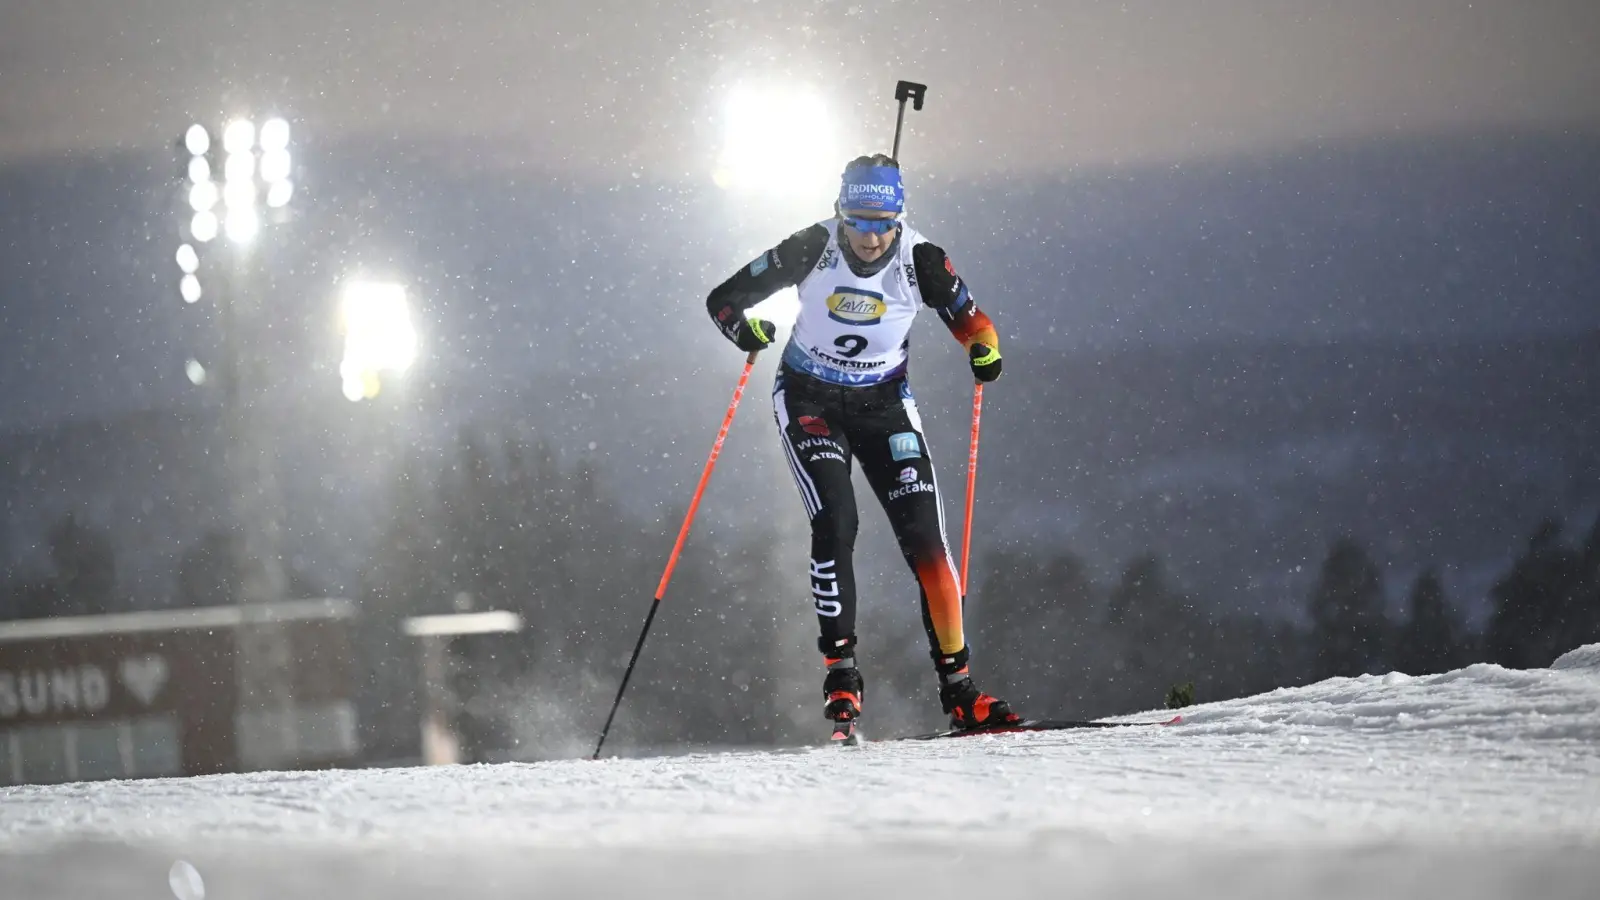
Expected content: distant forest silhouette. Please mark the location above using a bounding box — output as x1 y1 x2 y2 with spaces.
3 426 1596 758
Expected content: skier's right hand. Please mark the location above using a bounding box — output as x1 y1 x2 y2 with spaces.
729 316 778 353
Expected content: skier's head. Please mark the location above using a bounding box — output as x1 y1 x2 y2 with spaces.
837 154 903 264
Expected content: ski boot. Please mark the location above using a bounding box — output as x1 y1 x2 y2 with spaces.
935 646 1020 732
822 637 864 746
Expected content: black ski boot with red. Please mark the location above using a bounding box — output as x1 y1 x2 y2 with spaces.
934 646 1020 732
821 636 864 745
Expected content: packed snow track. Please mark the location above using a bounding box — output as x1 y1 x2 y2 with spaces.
3 646 1599 899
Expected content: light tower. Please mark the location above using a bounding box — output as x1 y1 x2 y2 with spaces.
176 114 305 767
175 115 298 607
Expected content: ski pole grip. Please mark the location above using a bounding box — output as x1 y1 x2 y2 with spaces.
895 81 928 110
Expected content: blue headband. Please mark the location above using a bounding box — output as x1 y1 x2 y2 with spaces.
839 165 905 214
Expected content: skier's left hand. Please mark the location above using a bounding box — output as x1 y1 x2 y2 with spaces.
969 343 1002 383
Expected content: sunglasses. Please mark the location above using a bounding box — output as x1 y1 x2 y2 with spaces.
841 216 900 235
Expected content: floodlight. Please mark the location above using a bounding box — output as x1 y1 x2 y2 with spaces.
224 150 256 183
176 243 199 274
265 180 294 209
223 178 256 211
184 124 211 157
259 118 290 152
188 180 218 213
713 84 839 196
259 148 291 184
180 273 202 304
188 156 212 185
223 119 256 154
225 207 259 244
191 210 219 243
338 280 418 400
340 364 378 402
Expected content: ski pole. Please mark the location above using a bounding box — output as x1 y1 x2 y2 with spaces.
592 350 759 760
959 382 983 597
891 81 928 161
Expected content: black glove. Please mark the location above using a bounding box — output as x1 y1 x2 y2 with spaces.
732 317 778 353
969 343 1002 382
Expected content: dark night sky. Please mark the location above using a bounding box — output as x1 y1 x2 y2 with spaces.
3 1 1599 175
4 0 1599 442
1 1 1598 615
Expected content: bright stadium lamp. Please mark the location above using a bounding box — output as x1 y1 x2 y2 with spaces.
259 118 290 152
188 180 219 213
184 124 211 157
265 180 294 209
176 243 199 274
222 178 255 211
224 149 257 183
338 280 417 401
259 147 290 184
224 206 259 244
222 119 256 154
179 113 293 249
712 84 840 199
191 210 219 243
187 156 212 185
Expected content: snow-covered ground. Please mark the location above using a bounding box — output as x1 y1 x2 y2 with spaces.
4 646 1600 900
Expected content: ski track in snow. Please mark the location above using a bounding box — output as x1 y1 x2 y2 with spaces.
2 646 1599 899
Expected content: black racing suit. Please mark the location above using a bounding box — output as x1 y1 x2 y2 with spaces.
706 222 998 677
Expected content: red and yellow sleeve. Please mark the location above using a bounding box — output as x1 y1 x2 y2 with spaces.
946 303 999 359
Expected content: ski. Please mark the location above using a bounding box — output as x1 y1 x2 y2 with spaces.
888 715 1183 742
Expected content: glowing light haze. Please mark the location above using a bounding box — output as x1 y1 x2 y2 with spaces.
338 280 418 402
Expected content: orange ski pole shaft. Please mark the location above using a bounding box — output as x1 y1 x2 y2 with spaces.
593 351 758 759
959 382 983 597
652 351 758 601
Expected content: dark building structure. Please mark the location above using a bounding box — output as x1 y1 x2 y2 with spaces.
0 598 358 784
